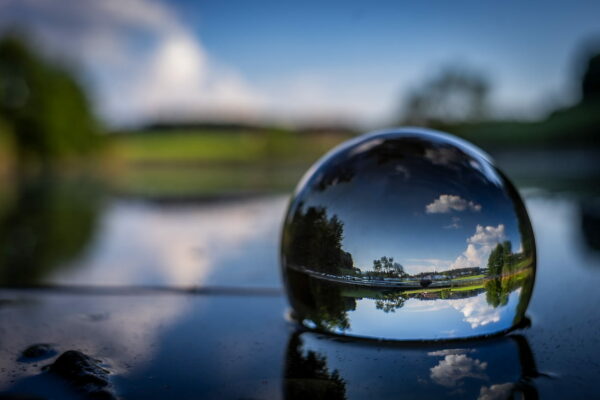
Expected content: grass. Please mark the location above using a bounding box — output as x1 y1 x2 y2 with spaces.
112 131 266 164
512 258 534 271
502 266 534 282
341 280 487 298
450 283 485 292
101 129 355 197
0 127 352 198
402 283 485 295
451 274 485 281
109 164 306 197
109 129 352 166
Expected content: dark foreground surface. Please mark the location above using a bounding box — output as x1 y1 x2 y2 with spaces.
0 177 600 398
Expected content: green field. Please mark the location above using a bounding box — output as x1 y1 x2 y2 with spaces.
99 129 355 197
110 130 352 166
402 283 485 295
341 280 486 298
110 164 307 197
451 274 485 281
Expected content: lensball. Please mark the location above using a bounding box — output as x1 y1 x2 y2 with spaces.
281 128 535 341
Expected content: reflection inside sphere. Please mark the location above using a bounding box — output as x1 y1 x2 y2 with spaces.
281 128 535 340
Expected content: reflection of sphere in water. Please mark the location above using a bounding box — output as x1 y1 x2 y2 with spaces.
281 128 536 340
284 331 538 399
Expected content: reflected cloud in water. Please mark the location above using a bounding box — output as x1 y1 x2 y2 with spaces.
0 291 193 382
0 180 288 288
54 195 287 287
429 350 488 387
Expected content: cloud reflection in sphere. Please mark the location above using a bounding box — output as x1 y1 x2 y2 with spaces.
281 128 536 340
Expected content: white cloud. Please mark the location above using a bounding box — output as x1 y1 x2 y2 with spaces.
0 0 395 126
0 0 267 125
450 224 505 270
450 295 501 328
130 31 265 121
404 224 506 274
426 194 482 214
55 195 287 286
430 353 488 387
468 224 506 246
401 291 507 329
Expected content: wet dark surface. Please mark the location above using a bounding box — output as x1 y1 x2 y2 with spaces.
0 166 600 399
0 189 599 398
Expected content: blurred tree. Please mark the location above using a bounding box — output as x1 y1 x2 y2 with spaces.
0 176 102 285
453 46 600 148
487 243 505 276
284 267 356 331
502 240 513 269
284 333 347 400
485 277 508 308
372 256 405 278
0 34 99 167
399 66 490 128
581 53 600 102
374 291 406 313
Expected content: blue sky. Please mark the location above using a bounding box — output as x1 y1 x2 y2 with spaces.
291 132 525 274
1 0 599 126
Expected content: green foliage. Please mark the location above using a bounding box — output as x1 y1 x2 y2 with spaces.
285 205 354 274
485 269 534 309
285 334 347 400
0 176 103 284
312 282 354 331
485 277 509 308
369 256 406 278
285 267 356 332
487 240 529 276
0 35 99 166
374 291 406 313
487 243 504 276
484 239 534 310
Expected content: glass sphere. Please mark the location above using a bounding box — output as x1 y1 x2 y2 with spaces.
281 128 536 341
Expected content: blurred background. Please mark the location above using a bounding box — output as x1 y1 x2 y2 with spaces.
0 0 599 288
